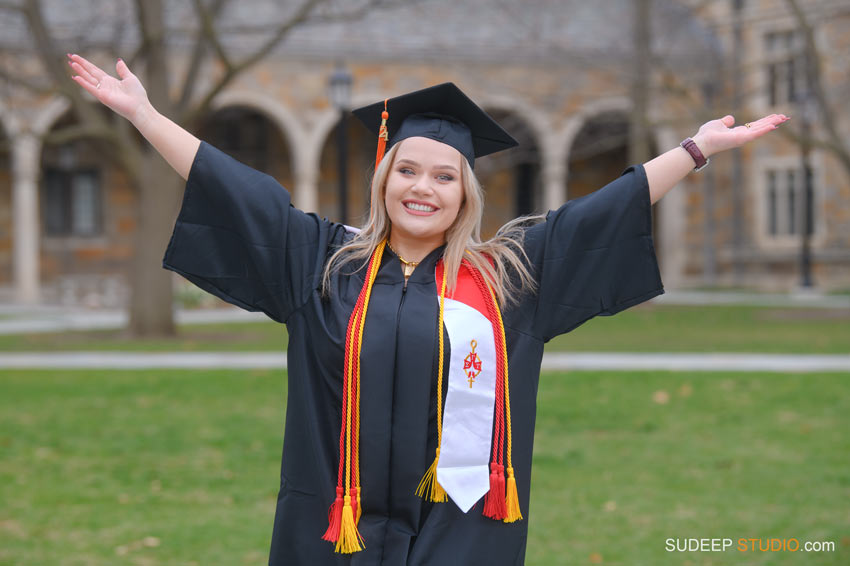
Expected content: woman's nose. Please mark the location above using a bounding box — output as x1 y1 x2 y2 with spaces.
410 175 434 195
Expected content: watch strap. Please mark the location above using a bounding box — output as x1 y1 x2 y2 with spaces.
680 137 710 172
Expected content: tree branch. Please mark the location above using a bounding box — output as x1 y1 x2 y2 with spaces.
177 0 229 112
0 63 54 95
21 0 105 125
231 0 323 73
192 0 232 72
40 123 118 146
134 0 171 111
180 0 325 125
305 0 406 24
21 0 143 181
785 0 850 177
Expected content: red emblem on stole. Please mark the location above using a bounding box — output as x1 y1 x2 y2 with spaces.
463 339 482 388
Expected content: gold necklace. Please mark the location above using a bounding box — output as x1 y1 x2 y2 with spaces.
386 240 419 279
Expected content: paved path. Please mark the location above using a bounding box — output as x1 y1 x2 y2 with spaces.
1 290 847 335
0 307 263 335
0 352 847 372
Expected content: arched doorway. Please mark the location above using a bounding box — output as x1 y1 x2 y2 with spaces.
566 111 660 259
475 109 542 238
317 114 374 227
197 105 294 191
39 111 131 306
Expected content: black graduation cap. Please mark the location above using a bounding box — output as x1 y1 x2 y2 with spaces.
351 82 518 168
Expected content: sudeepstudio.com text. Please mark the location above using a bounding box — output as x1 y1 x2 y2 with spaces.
665 538 835 553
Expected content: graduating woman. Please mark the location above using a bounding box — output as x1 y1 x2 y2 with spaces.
68 54 788 566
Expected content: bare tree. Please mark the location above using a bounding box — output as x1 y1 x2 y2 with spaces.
784 0 850 179
0 0 409 336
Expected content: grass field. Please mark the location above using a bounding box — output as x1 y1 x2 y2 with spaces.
1 369 848 565
1 303 849 353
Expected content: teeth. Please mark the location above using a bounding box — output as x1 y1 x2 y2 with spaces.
405 202 435 212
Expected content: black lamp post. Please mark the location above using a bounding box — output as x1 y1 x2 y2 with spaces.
328 64 352 225
798 91 816 289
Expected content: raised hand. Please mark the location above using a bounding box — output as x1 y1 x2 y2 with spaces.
68 53 150 124
694 113 791 157
67 53 199 179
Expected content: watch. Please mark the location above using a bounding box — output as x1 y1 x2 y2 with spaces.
680 137 710 172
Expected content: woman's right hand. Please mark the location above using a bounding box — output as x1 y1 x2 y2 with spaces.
68 54 150 124
67 53 200 180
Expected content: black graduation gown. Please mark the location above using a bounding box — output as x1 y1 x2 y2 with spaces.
162 141 664 566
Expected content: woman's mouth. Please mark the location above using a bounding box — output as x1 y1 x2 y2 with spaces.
403 201 438 215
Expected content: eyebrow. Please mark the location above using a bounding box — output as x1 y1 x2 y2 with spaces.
396 158 459 173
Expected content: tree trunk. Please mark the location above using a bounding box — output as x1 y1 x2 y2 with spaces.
629 0 652 166
128 150 182 337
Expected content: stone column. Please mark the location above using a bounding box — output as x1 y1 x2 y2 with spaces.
540 135 567 211
12 133 41 304
653 127 686 289
293 149 319 214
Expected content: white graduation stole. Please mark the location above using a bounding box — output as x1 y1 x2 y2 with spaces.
435 263 498 513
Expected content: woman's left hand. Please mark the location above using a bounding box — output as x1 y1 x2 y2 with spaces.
693 114 790 158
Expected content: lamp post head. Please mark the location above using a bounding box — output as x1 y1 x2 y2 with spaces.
328 64 353 111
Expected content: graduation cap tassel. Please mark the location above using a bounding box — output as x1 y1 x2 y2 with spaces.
415 265 449 503
373 100 389 173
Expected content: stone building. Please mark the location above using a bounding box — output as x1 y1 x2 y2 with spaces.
0 0 847 307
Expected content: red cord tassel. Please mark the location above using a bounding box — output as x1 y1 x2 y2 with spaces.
483 462 506 520
322 486 344 542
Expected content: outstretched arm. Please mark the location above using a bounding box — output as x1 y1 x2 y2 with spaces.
644 114 789 205
68 54 200 180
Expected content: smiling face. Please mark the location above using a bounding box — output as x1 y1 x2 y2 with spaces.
384 136 465 256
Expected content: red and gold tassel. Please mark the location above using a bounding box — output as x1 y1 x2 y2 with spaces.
335 492 364 554
488 282 523 523
469 262 508 521
324 241 385 553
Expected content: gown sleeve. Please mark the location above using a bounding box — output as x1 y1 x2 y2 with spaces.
161 141 334 324
525 163 665 342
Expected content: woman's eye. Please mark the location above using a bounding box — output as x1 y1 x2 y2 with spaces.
399 167 414 175
438 174 455 182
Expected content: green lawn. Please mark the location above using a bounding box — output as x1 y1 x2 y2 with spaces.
0 304 848 353
1 369 847 565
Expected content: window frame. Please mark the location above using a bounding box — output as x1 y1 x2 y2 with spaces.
752 153 825 250
42 166 104 239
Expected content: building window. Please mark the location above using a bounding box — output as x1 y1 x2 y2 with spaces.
763 165 814 239
205 107 270 172
43 168 103 236
763 29 808 106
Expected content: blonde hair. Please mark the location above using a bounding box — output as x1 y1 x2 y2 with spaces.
322 142 544 307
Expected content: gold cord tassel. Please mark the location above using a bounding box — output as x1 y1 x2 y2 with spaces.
355 486 362 525
415 264 449 503
335 494 364 554
415 447 448 502
504 467 522 522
